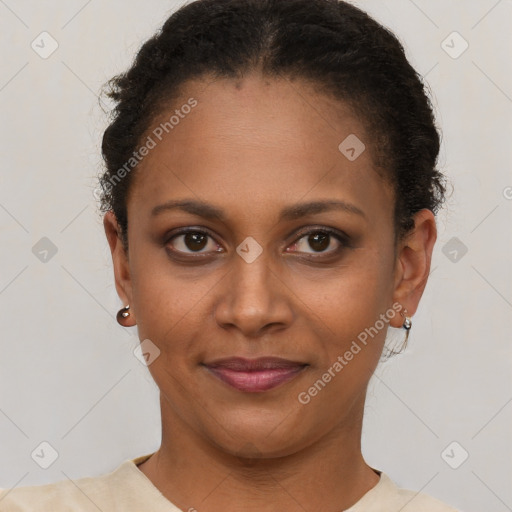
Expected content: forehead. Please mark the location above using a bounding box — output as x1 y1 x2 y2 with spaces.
128 73 393 225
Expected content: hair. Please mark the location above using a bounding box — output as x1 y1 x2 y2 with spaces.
99 0 446 251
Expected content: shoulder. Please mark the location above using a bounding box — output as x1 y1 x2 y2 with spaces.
391 483 460 511
0 453 174 512
368 472 460 512
0 472 115 511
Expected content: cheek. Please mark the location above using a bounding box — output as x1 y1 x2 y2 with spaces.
313 245 395 326
295 257 394 417
301 248 396 392
129 245 227 363
128 250 190 343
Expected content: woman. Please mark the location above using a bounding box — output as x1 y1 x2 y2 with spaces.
0 0 460 510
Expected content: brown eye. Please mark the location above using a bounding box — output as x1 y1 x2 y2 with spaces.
166 230 221 254
288 228 349 256
183 232 208 251
305 232 330 252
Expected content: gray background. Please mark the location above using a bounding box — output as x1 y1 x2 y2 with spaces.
0 1 511 511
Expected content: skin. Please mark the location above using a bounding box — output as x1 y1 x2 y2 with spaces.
104 72 437 512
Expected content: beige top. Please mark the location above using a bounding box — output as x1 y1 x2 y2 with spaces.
0 452 460 511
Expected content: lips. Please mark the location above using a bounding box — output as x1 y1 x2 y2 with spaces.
203 357 307 393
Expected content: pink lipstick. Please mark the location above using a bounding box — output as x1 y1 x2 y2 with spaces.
204 357 307 392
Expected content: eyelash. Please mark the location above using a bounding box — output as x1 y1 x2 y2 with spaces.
164 226 351 260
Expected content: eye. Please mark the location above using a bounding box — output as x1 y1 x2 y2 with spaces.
287 228 349 256
164 226 350 259
166 229 222 255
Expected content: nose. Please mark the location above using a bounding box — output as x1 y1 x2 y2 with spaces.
214 249 294 339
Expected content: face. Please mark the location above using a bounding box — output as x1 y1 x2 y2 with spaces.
105 73 436 458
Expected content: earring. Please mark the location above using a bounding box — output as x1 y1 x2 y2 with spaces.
399 308 412 352
116 305 130 325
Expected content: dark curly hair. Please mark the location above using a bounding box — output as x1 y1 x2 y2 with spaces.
98 0 445 251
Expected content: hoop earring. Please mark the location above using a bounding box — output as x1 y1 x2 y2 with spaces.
399 308 412 352
116 305 131 325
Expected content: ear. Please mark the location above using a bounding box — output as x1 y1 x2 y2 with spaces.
103 211 136 326
389 209 437 328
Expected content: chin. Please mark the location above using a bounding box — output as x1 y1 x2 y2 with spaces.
199 407 317 460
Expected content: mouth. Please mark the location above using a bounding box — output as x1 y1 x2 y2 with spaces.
203 357 308 393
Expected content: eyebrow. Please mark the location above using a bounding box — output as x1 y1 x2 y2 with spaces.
151 198 366 222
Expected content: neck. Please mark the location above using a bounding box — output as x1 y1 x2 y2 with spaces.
137 394 380 512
